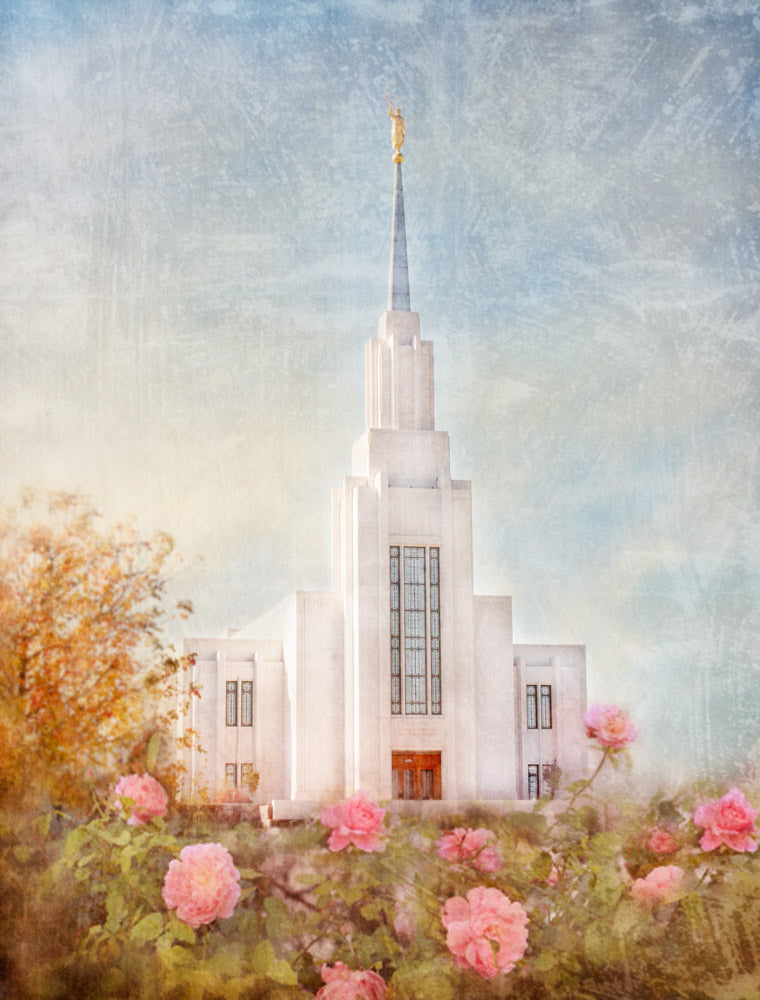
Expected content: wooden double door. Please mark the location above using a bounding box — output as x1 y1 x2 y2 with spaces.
392 751 442 800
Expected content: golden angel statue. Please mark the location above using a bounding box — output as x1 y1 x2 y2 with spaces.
386 96 406 163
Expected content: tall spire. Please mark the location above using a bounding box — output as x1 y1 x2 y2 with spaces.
386 98 410 311
367 102 433 431
388 162 410 311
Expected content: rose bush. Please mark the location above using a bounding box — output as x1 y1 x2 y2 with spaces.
693 786 758 853
162 842 241 928
583 703 638 749
630 864 685 906
3 710 760 1000
316 962 387 999
435 826 503 872
647 827 679 854
112 773 168 826
320 790 386 852
441 886 529 978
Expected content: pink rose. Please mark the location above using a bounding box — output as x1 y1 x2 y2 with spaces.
647 828 679 855
112 773 168 826
435 827 502 872
162 842 241 928
630 865 684 906
583 703 637 749
472 845 503 873
316 962 386 1000
320 791 386 853
442 886 529 979
693 787 758 853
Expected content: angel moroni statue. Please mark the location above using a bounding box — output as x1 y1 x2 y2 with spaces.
386 97 406 163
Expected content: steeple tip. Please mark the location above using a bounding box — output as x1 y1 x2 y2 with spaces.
388 162 411 311
386 99 410 311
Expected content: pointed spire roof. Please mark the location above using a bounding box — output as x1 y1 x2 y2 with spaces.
388 162 411 311
385 98 411 312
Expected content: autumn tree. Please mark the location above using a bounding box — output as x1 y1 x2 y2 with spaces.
0 492 196 812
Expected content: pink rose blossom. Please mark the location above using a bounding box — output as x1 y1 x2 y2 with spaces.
320 791 386 853
472 845 503 873
435 827 503 872
693 787 758 853
442 886 529 979
583 703 637 749
647 828 680 855
112 773 168 826
162 842 241 928
316 962 386 1000
630 865 685 906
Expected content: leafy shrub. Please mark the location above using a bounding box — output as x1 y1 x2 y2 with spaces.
1 708 759 999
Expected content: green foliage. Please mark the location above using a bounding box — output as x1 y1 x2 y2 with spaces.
1 749 760 999
388 959 457 999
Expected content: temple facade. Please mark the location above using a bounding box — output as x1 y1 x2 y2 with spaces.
180 133 587 815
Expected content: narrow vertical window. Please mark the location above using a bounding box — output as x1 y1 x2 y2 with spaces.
224 763 237 787
226 681 238 726
540 685 552 729
390 546 401 714
392 768 400 799
526 684 538 729
527 764 539 800
429 547 442 714
420 769 435 800
389 545 443 715
240 763 255 789
241 680 253 726
542 762 558 798
403 769 414 799
404 546 427 714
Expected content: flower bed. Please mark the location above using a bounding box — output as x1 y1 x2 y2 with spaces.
1 705 759 999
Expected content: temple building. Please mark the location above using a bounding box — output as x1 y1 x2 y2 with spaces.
180 113 587 815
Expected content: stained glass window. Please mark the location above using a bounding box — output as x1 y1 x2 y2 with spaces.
390 547 401 714
389 546 443 715
430 548 441 715
404 547 427 714
241 680 253 727
526 685 538 729
540 685 552 729
226 681 237 727
527 764 539 800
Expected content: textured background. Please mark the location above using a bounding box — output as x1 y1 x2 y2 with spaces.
2 0 758 786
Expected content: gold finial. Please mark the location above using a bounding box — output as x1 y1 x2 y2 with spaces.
386 95 405 163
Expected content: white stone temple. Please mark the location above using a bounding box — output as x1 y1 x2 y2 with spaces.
180 121 587 816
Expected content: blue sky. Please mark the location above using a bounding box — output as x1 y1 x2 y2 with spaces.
1 0 758 786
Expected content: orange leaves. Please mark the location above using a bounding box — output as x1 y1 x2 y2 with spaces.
0 492 195 811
